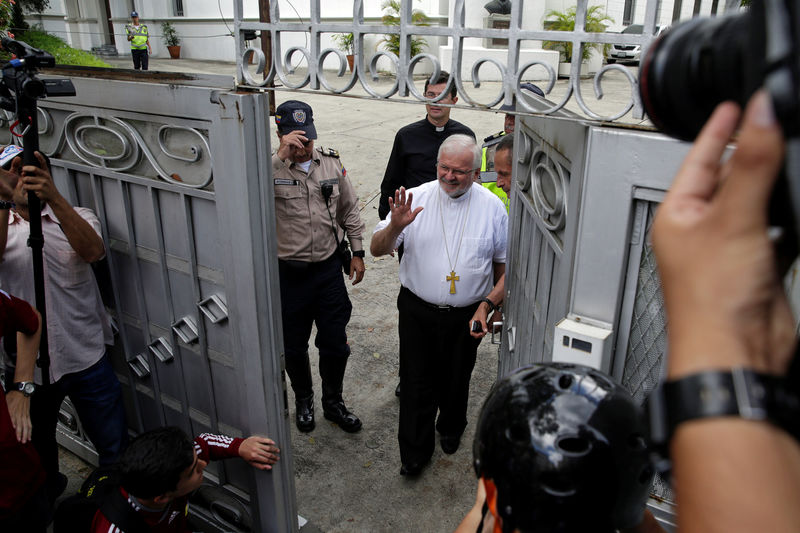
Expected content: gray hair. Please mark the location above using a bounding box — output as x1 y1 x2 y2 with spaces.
438 134 481 170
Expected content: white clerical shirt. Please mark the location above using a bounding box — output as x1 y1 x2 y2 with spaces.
373 180 508 307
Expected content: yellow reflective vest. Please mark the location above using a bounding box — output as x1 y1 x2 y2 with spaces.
126 24 149 50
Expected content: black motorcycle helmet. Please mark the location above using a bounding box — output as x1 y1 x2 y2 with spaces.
473 363 654 533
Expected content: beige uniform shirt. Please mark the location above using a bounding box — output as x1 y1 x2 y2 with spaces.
272 147 365 262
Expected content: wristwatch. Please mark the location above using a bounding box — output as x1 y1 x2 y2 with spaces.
481 297 496 313
352 250 365 258
646 368 800 478
12 381 36 397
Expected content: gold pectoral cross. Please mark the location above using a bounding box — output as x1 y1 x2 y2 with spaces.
447 270 460 294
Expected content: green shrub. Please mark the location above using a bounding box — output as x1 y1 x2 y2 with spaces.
542 6 613 63
15 29 111 67
381 0 429 58
161 21 180 47
333 32 354 55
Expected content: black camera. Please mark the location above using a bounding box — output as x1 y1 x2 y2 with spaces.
0 37 75 113
639 0 799 142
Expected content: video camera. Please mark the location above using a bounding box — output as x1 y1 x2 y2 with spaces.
639 0 798 141
0 36 75 113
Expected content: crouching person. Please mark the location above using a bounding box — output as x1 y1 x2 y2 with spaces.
457 363 663 533
89 427 279 532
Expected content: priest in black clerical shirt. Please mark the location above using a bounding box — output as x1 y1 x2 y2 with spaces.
378 71 475 220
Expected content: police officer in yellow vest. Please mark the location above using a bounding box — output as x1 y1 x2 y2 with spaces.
125 11 151 71
480 83 544 212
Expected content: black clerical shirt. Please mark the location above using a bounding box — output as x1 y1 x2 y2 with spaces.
378 116 475 220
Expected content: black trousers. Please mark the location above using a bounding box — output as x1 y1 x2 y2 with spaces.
131 49 148 70
26 351 128 493
279 254 352 403
397 287 481 465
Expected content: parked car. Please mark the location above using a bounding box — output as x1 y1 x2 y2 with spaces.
607 24 665 64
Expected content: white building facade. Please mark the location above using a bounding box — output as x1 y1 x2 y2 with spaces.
30 1 732 76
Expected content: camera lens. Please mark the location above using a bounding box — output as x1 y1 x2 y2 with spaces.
21 77 46 98
639 11 759 141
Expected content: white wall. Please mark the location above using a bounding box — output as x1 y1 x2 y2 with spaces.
28 0 743 63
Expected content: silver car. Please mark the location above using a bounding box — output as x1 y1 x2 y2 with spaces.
607 24 664 64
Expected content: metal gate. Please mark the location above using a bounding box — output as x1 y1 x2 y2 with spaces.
11 70 298 533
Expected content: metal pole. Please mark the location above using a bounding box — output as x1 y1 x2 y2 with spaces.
20 93 50 385
259 0 275 115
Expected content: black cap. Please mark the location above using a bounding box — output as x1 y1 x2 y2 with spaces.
500 83 545 111
275 100 317 139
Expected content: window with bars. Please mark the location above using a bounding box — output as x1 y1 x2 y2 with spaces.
174 0 184 16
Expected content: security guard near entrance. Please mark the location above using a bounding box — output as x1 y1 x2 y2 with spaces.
480 83 545 211
272 100 366 434
125 11 151 70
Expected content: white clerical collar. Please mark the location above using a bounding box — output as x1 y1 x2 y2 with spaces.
435 126 444 132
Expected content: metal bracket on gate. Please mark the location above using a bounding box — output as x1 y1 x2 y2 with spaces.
507 326 516 353
490 321 504 345
148 337 175 363
198 294 229 324
57 408 79 434
172 316 199 344
128 354 151 378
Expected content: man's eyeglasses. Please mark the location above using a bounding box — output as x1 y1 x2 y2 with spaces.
424 91 452 100
436 162 473 178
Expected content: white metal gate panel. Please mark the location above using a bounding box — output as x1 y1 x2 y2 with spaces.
501 114 695 526
6 71 298 533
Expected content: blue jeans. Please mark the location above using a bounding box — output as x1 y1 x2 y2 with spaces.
31 351 128 482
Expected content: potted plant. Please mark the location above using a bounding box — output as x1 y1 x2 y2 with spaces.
542 6 613 76
381 0 429 58
161 21 181 59
333 32 355 72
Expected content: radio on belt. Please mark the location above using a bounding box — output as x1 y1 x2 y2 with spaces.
552 317 613 372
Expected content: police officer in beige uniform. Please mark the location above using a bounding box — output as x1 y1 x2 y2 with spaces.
272 100 365 433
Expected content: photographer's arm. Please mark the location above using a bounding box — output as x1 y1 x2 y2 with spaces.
653 91 800 533
7 307 41 443
0 156 21 260
21 152 104 263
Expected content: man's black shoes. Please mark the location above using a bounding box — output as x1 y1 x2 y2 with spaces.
295 395 315 433
440 434 461 455
322 399 362 433
400 459 428 476
395 382 401 397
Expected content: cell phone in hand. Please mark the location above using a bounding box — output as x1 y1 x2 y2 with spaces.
471 320 482 333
